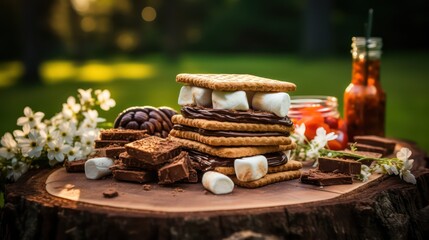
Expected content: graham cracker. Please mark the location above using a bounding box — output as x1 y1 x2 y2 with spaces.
232 170 302 188
172 115 293 133
176 73 296 92
169 136 296 158
169 129 291 146
214 159 303 176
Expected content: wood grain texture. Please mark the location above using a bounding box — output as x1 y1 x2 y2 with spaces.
1 140 428 240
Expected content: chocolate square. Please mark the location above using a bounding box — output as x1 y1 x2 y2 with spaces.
300 169 353 186
125 136 182 165
157 151 190 184
353 135 396 155
318 157 362 175
100 129 148 141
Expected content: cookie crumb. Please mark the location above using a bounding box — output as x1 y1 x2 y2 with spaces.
143 184 152 191
103 188 119 198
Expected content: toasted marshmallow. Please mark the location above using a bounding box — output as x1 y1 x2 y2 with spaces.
85 157 114 180
178 86 195 106
192 87 212 107
212 90 249 110
252 92 291 117
234 155 268 182
202 171 234 194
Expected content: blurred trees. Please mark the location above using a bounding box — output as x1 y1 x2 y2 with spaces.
0 0 428 79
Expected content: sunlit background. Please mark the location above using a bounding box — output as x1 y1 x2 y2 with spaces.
0 0 428 152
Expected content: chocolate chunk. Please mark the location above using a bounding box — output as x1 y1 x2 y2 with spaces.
112 169 157 183
95 140 129 148
318 157 362 175
95 146 126 159
300 169 353 186
349 143 387 156
125 136 182 165
100 129 148 141
339 149 382 166
64 159 86 173
158 151 191 184
182 168 199 183
103 188 119 198
119 152 162 171
353 135 396 155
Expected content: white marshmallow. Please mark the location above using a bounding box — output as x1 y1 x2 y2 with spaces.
85 157 114 180
252 92 291 117
202 171 234 195
178 86 195 106
192 87 212 107
234 155 268 182
212 90 249 110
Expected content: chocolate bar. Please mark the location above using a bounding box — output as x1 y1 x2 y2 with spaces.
112 169 157 183
100 129 148 141
64 159 86 172
158 151 191 184
339 149 382 166
95 140 129 148
353 135 396 155
348 143 387 156
125 136 182 165
318 157 361 175
119 152 162 171
300 169 353 186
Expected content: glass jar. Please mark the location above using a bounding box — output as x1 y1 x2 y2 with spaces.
344 37 386 140
289 96 348 150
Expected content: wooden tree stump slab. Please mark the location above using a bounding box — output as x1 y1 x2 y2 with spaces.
1 140 429 239
44 168 383 213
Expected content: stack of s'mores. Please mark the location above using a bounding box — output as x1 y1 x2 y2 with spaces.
169 74 302 188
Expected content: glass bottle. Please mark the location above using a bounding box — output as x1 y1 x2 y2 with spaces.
344 37 386 140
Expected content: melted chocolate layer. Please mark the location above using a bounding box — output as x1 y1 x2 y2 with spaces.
188 150 288 171
181 106 293 126
173 125 288 137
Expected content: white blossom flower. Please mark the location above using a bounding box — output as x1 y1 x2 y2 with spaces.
293 123 307 144
17 107 45 127
306 144 320 160
6 158 29 181
383 164 399 175
58 121 77 144
66 142 83 161
0 132 18 159
95 89 116 111
313 127 337 148
82 110 105 129
13 124 31 139
19 130 44 158
360 165 372 182
62 96 81 119
78 88 94 106
80 130 98 156
47 140 71 163
397 148 416 184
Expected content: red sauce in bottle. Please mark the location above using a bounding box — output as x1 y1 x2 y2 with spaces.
344 37 386 140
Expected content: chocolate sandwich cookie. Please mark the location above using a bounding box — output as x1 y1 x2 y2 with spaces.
169 128 291 146
172 115 293 133
169 136 296 159
187 150 288 172
114 106 177 138
181 106 293 126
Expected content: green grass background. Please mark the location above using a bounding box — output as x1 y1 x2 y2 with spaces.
0 52 428 153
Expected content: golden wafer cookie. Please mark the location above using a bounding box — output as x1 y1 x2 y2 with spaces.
176 73 296 92
169 136 296 158
172 115 293 133
268 160 303 173
214 166 235 176
170 129 291 146
232 170 302 188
